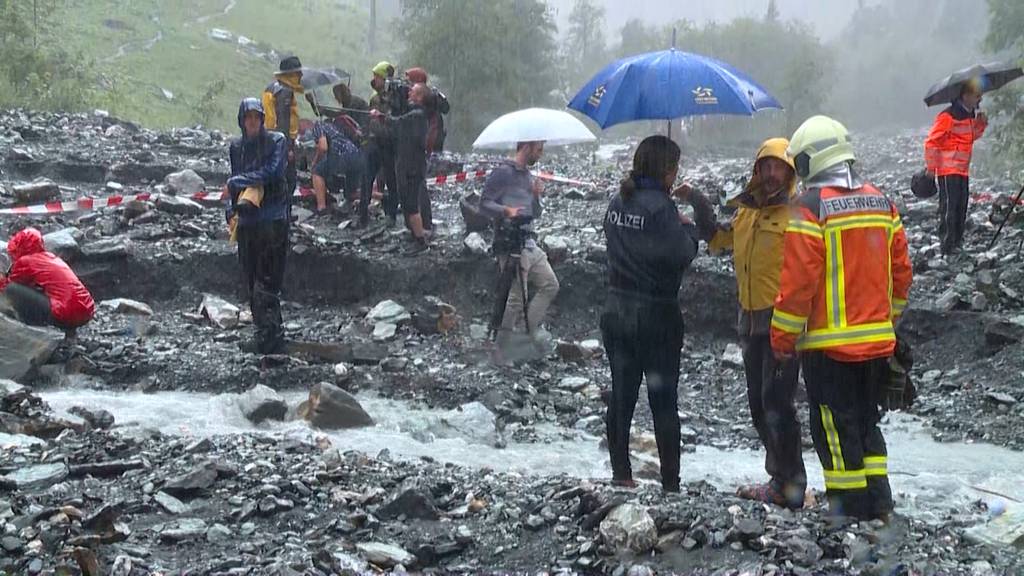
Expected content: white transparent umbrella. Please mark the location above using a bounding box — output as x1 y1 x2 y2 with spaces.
472 107 596 150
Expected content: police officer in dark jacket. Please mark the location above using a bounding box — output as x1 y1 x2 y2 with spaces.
602 135 700 493
225 98 289 355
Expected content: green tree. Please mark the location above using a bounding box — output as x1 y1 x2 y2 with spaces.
984 0 1024 165
399 0 558 149
765 0 780 23
564 0 607 89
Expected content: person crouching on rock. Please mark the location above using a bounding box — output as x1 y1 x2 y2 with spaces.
601 136 700 493
0 227 95 336
225 97 289 355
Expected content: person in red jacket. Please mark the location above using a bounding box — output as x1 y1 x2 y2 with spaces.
924 78 987 255
0 228 95 332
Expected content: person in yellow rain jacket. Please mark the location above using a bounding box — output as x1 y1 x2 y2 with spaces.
689 138 806 509
263 56 305 199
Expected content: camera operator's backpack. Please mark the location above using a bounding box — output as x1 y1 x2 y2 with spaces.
460 191 491 233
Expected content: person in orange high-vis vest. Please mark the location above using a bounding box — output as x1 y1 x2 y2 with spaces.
924 78 987 255
771 116 913 522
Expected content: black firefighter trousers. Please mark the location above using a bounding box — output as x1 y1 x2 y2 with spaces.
937 174 969 254
802 352 893 521
601 294 683 491
237 220 289 354
742 335 806 507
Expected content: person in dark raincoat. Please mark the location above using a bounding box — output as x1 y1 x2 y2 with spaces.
225 98 289 355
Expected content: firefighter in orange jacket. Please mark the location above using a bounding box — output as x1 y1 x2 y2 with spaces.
771 116 913 522
924 78 987 255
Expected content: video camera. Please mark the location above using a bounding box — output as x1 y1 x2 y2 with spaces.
492 214 534 257
383 78 411 115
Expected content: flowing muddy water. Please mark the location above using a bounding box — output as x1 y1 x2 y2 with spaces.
31 388 1024 525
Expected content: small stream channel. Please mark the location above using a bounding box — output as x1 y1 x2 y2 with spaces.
13 387 1023 531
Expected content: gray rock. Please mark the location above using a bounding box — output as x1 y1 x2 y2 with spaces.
352 343 388 365
722 343 744 369
377 489 440 521
985 320 1023 348
373 322 398 341
599 503 658 554
0 379 25 398
43 228 82 261
971 291 988 311
524 515 546 530
68 406 115 429
0 315 63 381
366 300 411 325
155 195 203 216
986 392 1017 406
299 382 374 429
164 169 206 196
159 518 208 542
934 288 962 312
206 523 233 543
786 536 824 566
12 178 59 204
558 376 590 392
163 462 218 497
0 535 22 553
542 235 570 263
237 384 287 424
727 517 765 542
99 298 154 316
1 462 68 490
463 232 489 255
81 237 131 261
381 357 408 372
154 491 190 515
356 542 415 569
200 294 240 329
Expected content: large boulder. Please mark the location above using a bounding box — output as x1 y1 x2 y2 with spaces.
12 178 59 204
0 463 69 490
155 195 203 216
43 228 82 262
297 382 374 430
200 294 240 329
163 169 206 196
99 298 153 317
0 315 63 382
366 300 411 325
237 384 287 424
356 542 415 569
599 503 658 554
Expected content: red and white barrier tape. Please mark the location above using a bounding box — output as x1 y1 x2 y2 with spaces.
0 169 594 216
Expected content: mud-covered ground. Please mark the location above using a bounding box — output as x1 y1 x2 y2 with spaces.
1 110 1023 574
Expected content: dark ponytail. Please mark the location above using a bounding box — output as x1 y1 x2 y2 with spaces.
620 135 681 199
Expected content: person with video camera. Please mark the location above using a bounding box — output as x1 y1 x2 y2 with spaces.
481 141 559 362
602 135 700 493
366 61 401 227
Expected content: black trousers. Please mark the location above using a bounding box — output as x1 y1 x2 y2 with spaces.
237 220 289 354
286 140 298 202
742 335 806 507
601 295 683 490
937 174 969 254
398 171 432 229
362 141 399 220
802 352 893 521
2 282 54 326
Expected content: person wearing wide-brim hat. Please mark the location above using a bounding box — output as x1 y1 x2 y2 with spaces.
262 56 307 199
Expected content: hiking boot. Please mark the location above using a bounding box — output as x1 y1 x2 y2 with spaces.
403 238 429 256
737 483 790 508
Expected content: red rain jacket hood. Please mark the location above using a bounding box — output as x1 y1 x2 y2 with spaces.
1 228 95 327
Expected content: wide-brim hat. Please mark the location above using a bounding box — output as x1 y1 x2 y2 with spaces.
276 56 304 76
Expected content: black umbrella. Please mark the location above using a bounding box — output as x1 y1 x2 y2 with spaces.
300 67 351 90
924 61 1023 107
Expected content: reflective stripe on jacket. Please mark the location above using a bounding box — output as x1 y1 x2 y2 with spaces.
770 184 913 362
924 104 986 177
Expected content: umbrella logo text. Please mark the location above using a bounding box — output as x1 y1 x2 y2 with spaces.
692 86 718 105
588 85 606 108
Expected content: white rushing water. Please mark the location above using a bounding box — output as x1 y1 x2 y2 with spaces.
25 388 1024 523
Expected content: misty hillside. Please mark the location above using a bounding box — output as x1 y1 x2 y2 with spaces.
41 0 396 130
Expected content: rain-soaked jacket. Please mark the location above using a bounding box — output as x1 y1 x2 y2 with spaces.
262 74 303 141
698 138 797 336
924 100 987 178
226 98 288 226
0 228 95 327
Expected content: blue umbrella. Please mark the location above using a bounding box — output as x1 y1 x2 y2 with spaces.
568 49 783 129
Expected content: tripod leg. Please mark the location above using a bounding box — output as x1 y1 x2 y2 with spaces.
518 257 530 337
988 184 1024 251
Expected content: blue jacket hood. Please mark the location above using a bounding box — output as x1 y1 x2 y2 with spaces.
237 98 265 136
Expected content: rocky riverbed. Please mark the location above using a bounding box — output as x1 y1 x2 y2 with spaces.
0 109 1023 574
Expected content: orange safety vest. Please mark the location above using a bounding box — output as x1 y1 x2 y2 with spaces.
924 106 986 177
770 184 913 362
